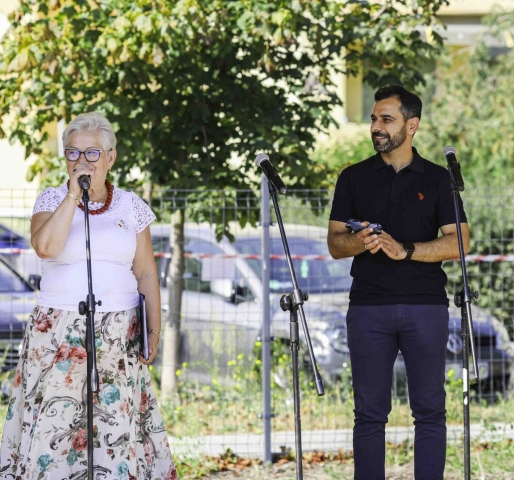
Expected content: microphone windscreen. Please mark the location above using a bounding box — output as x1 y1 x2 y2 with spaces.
78 175 91 189
443 146 457 157
255 153 269 166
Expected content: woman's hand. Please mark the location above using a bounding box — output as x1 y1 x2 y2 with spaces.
68 162 94 198
31 162 92 257
133 227 162 367
139 331 160 365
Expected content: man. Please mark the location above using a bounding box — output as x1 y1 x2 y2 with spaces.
327 84 469 480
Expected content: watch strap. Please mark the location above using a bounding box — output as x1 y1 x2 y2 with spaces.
403 242 415 260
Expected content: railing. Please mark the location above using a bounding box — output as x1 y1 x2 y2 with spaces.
1 187 514 459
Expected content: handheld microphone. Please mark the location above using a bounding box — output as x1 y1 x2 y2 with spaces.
443 146 465 192
255 153 288 195
78 175 91 190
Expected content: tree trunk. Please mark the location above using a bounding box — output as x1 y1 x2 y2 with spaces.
160 209 185 401
141 180 153 205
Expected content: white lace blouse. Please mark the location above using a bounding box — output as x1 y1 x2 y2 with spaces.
32 184 156 312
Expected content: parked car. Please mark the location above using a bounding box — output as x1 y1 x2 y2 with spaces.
151 223 512 395
0 255 38 397
0 221 31 266
0 212 42 279
0 222 30 251
446 304 513 395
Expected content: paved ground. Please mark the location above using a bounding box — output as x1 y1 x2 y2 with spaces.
169 422 514 457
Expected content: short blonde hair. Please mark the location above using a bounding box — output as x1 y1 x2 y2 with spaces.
63 112 117 150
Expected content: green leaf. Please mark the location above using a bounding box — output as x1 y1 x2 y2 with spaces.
0 0 447 215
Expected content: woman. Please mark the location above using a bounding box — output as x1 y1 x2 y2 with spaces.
0 113 177 479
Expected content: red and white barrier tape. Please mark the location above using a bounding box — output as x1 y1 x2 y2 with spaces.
153 252 329 260
0 248 27 255
2 248 514 262
465 255 514 262
155 251 514 262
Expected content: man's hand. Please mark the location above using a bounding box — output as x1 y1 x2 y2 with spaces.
328 219 382 258
359 221 382 254
378 231 408 260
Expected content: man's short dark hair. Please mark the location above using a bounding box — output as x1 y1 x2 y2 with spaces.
374 84 422 121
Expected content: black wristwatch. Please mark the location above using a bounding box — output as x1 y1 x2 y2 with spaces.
403 242 415 260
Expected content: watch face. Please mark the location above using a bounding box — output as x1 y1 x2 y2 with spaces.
403 242 415 252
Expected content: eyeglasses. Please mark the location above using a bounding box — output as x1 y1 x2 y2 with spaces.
64 148 112 162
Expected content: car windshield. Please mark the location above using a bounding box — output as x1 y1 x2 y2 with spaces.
234 237 353 294
0 259 31 293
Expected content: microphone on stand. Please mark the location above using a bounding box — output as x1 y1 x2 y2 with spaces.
78 175 91 190
255 153 288 195
443 146 465 192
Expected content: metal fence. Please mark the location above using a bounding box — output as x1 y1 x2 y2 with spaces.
1 186 514 460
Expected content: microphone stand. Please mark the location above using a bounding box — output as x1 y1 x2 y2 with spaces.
267 181 325 480
447 161 479 480
78 185 101 480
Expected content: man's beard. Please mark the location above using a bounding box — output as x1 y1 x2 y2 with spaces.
372 123 407 153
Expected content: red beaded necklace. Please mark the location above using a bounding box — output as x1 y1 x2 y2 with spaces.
67 179 114 215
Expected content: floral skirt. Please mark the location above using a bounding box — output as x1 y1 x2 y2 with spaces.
0 306 177 480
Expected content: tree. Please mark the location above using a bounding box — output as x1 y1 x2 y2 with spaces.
413 8 514 333
416 8 514 186
311 130 375 187
0 0 449 398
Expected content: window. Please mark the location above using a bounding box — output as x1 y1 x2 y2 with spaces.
233 266 255 303
183 238 225 293
234 237 353 294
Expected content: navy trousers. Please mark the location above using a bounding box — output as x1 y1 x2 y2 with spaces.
346 304 449 480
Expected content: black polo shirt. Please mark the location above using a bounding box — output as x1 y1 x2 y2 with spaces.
329 148 467 306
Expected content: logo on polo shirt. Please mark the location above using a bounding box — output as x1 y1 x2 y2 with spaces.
418 191 424 201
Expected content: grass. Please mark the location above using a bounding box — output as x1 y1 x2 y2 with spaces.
171 440 514 479
153 360 514 478
446 439 514 478
152 357 514 438
1 393 514 479
172 440 514 479
2 359 514 478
